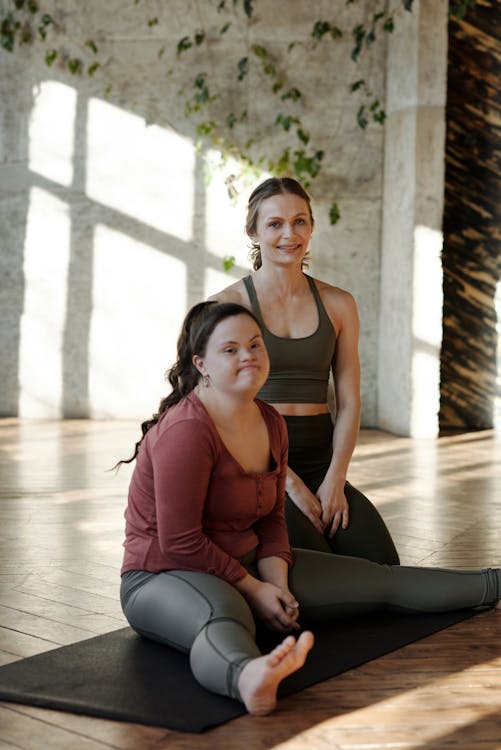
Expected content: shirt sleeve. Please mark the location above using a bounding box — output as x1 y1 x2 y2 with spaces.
150 419 248 583
254 412 293 566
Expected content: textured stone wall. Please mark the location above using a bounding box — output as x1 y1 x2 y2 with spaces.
378 0 448 437
0 1 449 430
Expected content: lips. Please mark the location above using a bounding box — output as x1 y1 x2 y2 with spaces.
278 244 301 252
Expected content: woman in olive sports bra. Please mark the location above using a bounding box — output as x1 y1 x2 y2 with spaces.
209 177 399 565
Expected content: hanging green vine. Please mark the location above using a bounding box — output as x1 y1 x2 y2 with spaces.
1 0 478 237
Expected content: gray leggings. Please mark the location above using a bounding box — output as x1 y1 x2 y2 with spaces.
121 550 500 704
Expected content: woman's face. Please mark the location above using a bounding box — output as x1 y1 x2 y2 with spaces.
194 314 269 398
250 193 313 268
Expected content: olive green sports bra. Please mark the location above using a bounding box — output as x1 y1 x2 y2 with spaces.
243 274 337 403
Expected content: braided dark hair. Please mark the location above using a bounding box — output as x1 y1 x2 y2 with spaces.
114 301 262 467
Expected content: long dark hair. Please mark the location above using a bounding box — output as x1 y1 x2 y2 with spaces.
246 177 315 270
115 301 262 467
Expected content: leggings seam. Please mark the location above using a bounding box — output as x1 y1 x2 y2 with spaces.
202 616 252 698
166 570 215 638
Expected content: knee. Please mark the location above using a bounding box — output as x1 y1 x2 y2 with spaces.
174 570 256 635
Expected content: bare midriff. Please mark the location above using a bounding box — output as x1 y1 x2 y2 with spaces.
269 402 330 417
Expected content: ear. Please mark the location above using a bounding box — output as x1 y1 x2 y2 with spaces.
192 355 205 375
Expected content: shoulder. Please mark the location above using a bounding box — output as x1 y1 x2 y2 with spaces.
149 396 219 455
310 276 359 327
207 277 251 307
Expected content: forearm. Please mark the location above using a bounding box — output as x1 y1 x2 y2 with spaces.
256 555 290 590
327 400 360 483
285 465 306 495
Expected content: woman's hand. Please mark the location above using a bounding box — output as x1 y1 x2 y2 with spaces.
249 581 300 632
316 476 349 537
236 574 299 632
286 470 324 534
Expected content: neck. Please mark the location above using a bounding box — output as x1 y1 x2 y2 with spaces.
253 264 307 297
195 387 258 426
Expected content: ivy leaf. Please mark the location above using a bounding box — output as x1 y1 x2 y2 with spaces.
276 114 299 131
383 17 395 32
402 0 414 10
237 56 248 81
351 79 365 92
243 0 254 19
311 20 342 42
223 255 236 272
312 20 331 41
85 38 98 54
177 36 192 55
45 48 57 66
38 14 53 41
147 17 159 27
251 43 266 59
297 128 310 145
196 121 216 137
220 22 230 34
351 24 365 61
68 58 82 75
270 148 290 175
329 203 340 225
357 104 368 129
281 87 302 101
195 30 205 45
87 62 100 76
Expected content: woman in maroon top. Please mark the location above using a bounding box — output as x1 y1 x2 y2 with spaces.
119 301 501 716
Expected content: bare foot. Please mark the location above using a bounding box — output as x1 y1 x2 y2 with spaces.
238 631 314 716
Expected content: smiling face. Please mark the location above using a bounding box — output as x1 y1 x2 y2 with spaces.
193 313 269 399
249 193 313 269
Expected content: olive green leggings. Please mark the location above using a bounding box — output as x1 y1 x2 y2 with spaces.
283 414 400 564
121 553 500 705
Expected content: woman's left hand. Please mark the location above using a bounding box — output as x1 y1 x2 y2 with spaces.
316 477 349 537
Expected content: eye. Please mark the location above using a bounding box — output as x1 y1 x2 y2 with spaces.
224 347 236 354
296 218 305 225
268 221 281 228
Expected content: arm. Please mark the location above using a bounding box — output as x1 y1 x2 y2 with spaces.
234 557 299 632
316 291 361 536
285 465 324 534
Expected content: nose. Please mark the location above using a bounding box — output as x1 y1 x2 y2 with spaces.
282 222 293 238
241 346 255 360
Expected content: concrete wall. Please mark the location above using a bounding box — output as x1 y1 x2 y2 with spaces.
0 1 448 432
378 0 448 436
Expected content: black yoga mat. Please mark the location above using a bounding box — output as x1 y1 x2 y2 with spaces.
0 610 475 733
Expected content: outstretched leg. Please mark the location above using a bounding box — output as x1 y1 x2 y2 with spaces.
289 549 501 620
238 631 315 715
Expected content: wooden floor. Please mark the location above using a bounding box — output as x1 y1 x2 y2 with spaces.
0 420 500 749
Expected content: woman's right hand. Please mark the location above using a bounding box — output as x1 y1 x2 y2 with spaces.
286 470 324 534
236 576 299 632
